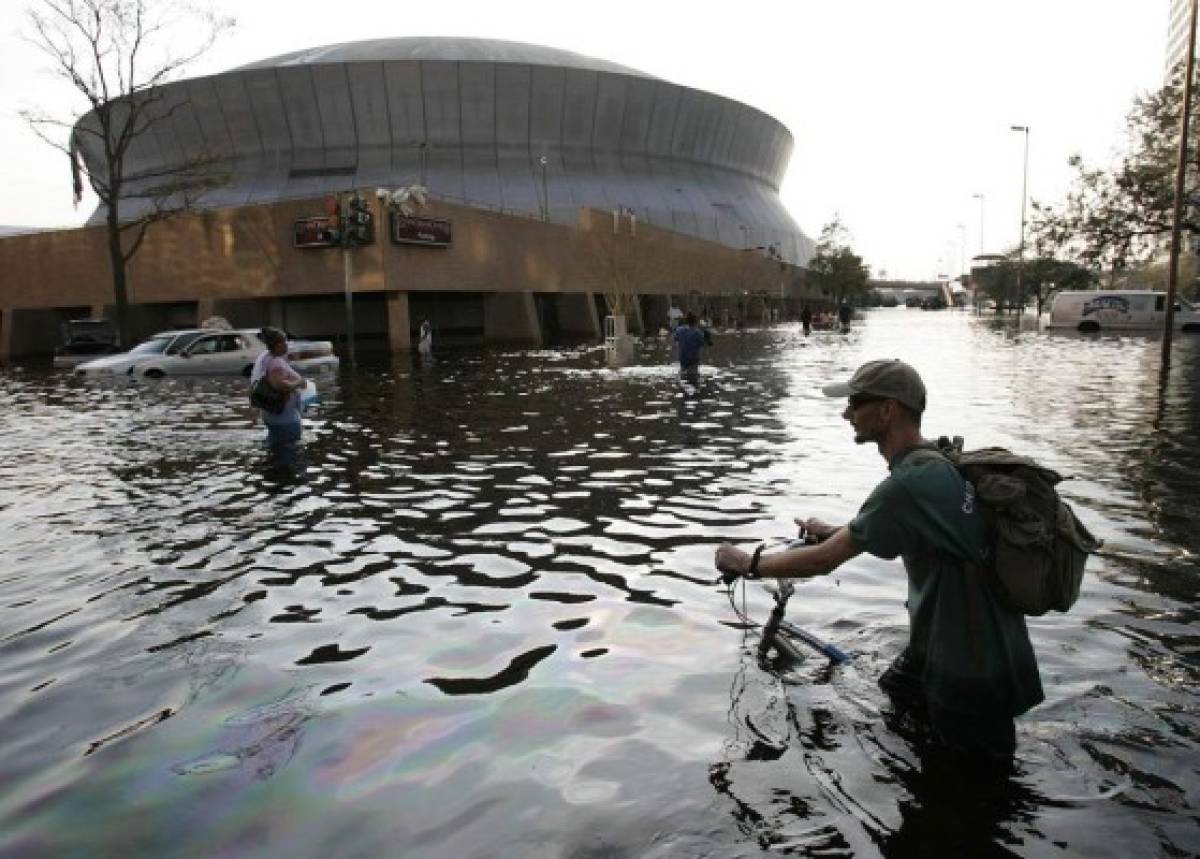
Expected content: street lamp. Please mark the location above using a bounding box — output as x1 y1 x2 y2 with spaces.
1010 125 1030 316
539 155 549 222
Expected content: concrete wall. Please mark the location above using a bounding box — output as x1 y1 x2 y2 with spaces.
0 195 819 356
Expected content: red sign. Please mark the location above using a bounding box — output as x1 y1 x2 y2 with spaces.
391 214 452 247
293 216 339 249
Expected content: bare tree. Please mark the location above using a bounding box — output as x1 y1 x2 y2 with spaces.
577 210 676 330
20 0 234 345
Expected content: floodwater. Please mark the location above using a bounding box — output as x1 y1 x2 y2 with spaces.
1 310 1197 857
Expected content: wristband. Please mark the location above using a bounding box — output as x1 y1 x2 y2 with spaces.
748 544 765 579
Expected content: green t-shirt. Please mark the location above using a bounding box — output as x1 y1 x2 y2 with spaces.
848 446 1044 717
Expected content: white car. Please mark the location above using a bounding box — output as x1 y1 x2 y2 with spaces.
76 328 339 379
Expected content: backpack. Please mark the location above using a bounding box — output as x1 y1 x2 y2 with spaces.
249 376 287 414
911 437 1102 616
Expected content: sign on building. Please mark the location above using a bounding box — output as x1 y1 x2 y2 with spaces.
391 214 452 247
293 216 339 249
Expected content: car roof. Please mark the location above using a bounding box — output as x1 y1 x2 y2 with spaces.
148 328 245 337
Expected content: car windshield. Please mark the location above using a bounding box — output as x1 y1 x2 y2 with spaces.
129 337 172 356
165 332 205 355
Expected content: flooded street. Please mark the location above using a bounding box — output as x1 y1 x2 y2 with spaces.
1 309 1197 857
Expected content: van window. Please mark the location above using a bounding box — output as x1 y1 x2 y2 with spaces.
1128 293 1153 311
1156 295 1166 312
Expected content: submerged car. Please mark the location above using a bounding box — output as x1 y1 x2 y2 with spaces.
52 319 123 368
75 328 339 378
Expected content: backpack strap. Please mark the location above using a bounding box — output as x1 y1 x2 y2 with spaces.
891 443 948 470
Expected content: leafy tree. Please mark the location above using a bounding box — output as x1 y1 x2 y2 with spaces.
1031 69 1196 282
974 254 1095 314
21 0 233 346
806 216 870 303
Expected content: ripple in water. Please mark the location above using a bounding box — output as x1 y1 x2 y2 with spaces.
0 314 1198 856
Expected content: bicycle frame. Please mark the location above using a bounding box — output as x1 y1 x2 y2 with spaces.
755 580 852 666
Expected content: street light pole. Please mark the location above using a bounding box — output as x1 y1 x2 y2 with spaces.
1164 0 1198 370
539 155 549 222
1010 126 1030 318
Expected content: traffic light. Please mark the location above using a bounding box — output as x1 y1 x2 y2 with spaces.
342 192 374 247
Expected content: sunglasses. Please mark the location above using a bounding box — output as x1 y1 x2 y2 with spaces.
848 394 887 409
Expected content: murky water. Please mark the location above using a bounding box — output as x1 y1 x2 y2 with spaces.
1 310 1197 857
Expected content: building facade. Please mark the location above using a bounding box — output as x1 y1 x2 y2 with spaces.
1 38 818 357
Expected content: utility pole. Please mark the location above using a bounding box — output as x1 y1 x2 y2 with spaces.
1164 0 1198 370
1010 126 1030 318
343 241 355 367
338 191 375 367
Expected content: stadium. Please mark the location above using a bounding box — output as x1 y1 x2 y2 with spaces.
0 37 817 357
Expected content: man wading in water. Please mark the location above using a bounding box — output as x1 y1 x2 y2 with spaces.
715 359 1043 765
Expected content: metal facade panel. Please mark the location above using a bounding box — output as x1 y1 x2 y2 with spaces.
347 62 391 179
691 95 723 165
528 65 565 149
461 62 502 208
670 88 705 160
561 69 597 149
111 98 159 176
311 64 357 169
383 61 425 147
459 63 496 146
161 83 205 163
186 78 233 158
742 112 772 184
276 66 323 171
494 64 531 145
497 150 538 216
725 108 757 177
618 77 655 154
710 100 740 169
645 82 680 157
421 61 460 144
242 70 290 161
347 63 390 147
562 145 608 212
615 152 667 219
462 159 502 209
213 74 262 160
145 96 183 175
592 73 625 151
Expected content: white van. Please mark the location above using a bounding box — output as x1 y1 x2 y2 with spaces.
1046 290 1200 333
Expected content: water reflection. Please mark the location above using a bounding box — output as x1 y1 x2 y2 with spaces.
0 313 1197 856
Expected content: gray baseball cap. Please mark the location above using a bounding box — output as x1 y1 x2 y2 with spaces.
822 359 926 413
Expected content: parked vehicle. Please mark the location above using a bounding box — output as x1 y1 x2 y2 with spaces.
74 330 210 377
75 328 339 378
52 319 122 368
133 330 262 377
1046 290 1200 333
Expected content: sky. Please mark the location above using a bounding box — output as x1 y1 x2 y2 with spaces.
0 0 1168 280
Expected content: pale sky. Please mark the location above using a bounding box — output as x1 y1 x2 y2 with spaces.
0 0 1167 279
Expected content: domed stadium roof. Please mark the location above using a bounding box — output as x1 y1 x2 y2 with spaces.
234 36 656 80
76 37 810 263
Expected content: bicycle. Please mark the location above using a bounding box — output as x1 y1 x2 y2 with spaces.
719 538 852 668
